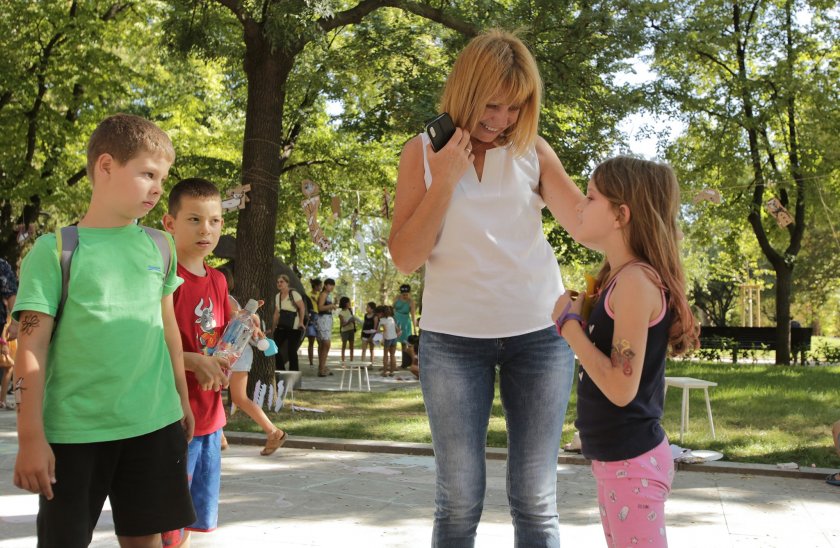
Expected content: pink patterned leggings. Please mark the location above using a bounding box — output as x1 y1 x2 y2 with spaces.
591 438 674 547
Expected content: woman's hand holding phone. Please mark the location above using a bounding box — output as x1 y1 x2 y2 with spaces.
424 113 474 190
426 128 473 190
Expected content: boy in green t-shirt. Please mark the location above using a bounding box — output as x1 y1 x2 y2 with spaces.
12 114 196 547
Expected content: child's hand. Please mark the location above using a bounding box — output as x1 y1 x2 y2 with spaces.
251 325 266 341
195 355 230 391
14 435 56 499
6 321 17 341
180 400 195 442
552 290 583 323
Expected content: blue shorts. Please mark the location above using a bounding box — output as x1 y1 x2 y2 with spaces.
186 429 222 531
230 344 253 373
384 337 397 348
162 429 222 544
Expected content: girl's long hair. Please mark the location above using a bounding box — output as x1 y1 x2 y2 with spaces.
592 156 699 356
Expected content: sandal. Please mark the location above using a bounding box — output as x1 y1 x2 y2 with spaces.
826 473 840 486
261 430 287 456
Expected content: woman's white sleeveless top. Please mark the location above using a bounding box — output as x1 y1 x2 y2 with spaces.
418 133 564 338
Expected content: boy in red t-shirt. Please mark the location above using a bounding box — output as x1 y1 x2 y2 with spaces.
161 178 232 545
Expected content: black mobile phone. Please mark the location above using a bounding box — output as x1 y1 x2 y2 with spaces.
425 113 456 152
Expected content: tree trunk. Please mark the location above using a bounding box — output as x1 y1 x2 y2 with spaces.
236 22 293 390
734 2 803 365
774 263 792 365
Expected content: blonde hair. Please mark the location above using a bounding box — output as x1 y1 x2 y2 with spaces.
86 113 175 180
591 156 699 356
277 274 290 284
439 29 542 155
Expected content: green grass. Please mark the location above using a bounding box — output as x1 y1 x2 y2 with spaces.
227 360 840 467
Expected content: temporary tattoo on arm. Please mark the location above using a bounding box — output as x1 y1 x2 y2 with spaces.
611 339 635 376
20 314 40 336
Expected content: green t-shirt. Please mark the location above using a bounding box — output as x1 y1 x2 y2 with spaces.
13 225 184 443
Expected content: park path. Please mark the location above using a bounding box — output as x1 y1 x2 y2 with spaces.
1 404 838 547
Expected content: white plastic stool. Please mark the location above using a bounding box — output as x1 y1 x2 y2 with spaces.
339 361 371 391
664 376 717 441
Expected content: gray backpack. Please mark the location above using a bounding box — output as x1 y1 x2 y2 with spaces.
54 225 173 325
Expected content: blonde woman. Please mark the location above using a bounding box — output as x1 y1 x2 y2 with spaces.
271 274 306 372
389 30 584 546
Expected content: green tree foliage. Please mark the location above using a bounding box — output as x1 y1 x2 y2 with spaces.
0 1 246 265
651 0 840 363
159 0 651 386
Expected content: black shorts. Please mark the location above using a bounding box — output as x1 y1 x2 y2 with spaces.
37 421 195 547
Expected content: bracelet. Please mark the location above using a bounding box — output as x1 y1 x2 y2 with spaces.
555 310 584 336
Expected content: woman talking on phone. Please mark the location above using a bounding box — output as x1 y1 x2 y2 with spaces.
389 30 584 547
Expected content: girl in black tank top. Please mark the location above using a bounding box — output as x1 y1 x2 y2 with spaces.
550 157 699 548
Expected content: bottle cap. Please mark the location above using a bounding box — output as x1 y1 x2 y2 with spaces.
245 299 259 314
261 338 278 357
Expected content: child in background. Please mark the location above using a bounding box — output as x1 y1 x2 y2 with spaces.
405 334 420 379
360 301 378 364
315 278 338 377
377 305 400 377
162 177 235 545
338 296 357 363
218 268 288 456
305 278 322 367
553 156 699 548
827 420 840 486
0 258 17 410
12 113 195 546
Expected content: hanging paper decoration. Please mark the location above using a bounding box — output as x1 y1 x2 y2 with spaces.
331 195 341 219
692 188 722 205
300 179 330 251
266 383 275 411
381 188 391 219
350 207 366 259
274 381 285 412
221 184 251 212
355 232 367 261
765 197 794 228
253 380 267 408
301 179 319 198
15 223 36 245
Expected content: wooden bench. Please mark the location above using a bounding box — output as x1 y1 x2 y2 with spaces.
698 326 812 363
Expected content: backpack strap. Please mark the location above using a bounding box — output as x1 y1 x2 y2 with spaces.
140 226 174 279
53 225 173 332
55 226 79 327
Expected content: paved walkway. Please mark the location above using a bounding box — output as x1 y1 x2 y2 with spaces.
1 349 838 547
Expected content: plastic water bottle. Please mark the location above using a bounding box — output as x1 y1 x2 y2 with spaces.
215 299 260 364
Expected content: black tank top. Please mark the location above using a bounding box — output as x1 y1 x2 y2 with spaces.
362 314 375 332
575 269 671 461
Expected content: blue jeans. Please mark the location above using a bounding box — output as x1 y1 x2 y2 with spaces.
420 327 574 547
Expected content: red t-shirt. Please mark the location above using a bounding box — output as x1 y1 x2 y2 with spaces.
173 263 229 436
